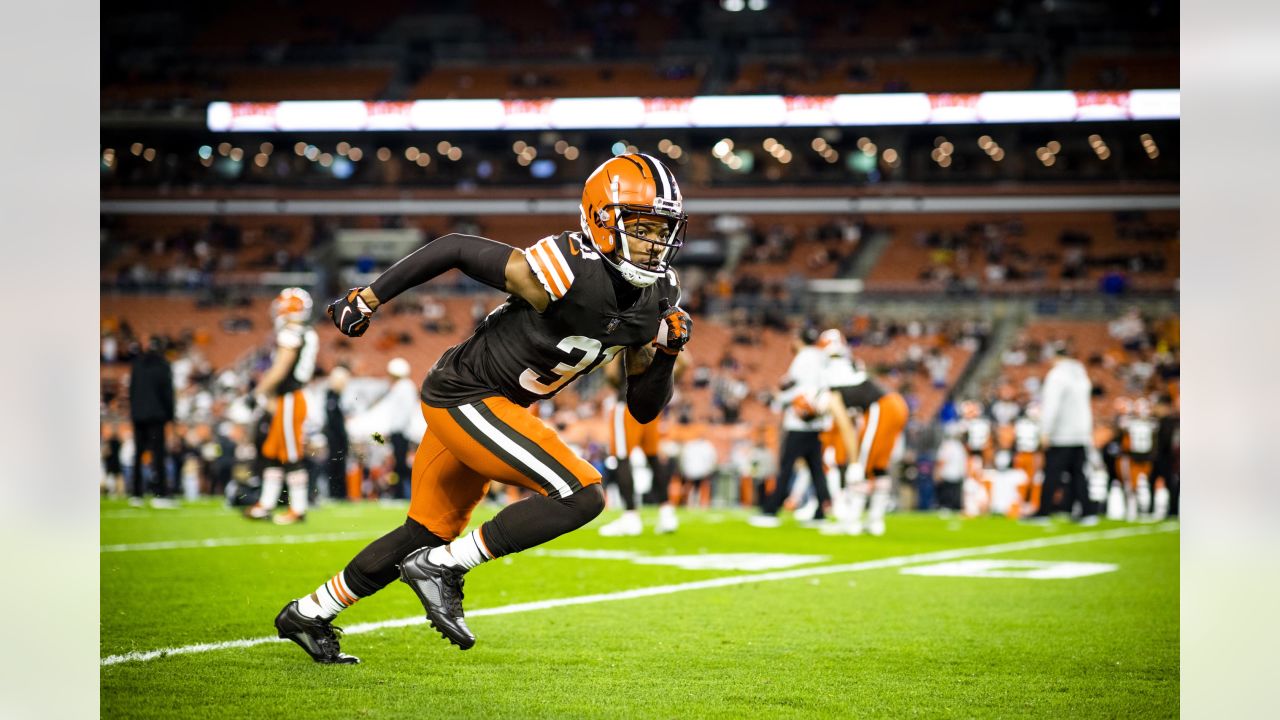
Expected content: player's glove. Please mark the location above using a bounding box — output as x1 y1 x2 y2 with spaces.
653 298 693 355
327 288 375 337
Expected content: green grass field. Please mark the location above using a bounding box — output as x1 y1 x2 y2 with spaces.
101 499 1178 718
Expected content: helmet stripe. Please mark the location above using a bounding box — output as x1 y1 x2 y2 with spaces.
654 155 680 203
635 153 670 202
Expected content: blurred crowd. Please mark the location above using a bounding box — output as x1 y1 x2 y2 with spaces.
100 292 1022 527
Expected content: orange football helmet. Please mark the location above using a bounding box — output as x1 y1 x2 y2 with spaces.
579 153 688 287
271 287 313 328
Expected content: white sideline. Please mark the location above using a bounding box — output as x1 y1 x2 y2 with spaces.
101 531 377 553
100 522 1177 667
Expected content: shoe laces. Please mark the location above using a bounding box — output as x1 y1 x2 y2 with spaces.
440 567 467 617
312 619 345 657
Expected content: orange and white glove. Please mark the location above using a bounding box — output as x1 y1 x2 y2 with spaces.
653 299 692 355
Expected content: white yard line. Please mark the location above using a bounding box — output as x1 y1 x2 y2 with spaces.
100 522 1177 667
101 531 378 553
102 509 236 520
102 504 405 520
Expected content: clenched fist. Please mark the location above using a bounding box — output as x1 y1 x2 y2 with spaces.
327 288 375 337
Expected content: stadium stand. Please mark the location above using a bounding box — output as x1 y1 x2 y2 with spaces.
864 211 1179 293
98 0 1177 512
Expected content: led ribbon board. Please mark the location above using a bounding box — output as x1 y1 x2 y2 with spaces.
208 90 1179 132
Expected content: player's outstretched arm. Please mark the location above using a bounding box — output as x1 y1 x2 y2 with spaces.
367 233 515 306
326 233 556 336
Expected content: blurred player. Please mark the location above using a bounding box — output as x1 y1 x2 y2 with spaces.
989 384 1022 427
960 400 994 482
273 153 691 661
244 288 319 525
598 351 688 536
817 329 910 536
1012 402 1043 515
751 327 832 527
598 356 661 536
1120 396 1160 519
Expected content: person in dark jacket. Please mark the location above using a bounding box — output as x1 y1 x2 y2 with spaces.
323 367 351 500
129 336 176 505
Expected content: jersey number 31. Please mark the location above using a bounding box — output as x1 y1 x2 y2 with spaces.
520 336 623 397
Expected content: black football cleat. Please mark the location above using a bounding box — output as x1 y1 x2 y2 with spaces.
274 600 360 664
399 548 476 650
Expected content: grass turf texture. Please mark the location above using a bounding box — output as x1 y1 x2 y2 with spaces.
101 499 1178 718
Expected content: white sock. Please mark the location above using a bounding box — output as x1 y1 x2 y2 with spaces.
428 530 493 570
868 476 891 526
846 481 869 524
296 571 360 619
258 466 284 509
286 468 309 515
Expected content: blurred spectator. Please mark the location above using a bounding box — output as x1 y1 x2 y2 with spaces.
356 358 420 500
1152 394 1180 518
421 297 454 333
935 428 968 511
1033 343 1096 524
324 367 352 500
925 348 951 389
129 336 176 507
102 424 124 497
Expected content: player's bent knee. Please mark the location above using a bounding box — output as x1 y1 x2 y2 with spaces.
563 483 605 525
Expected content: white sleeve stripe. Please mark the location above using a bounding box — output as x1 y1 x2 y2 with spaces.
541 237 576 287
535 242 569 297
530 243 566 298
523 247 558 299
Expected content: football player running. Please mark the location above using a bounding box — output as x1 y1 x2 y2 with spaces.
244 288 320 525
273 154 692 662
816 329 909 536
